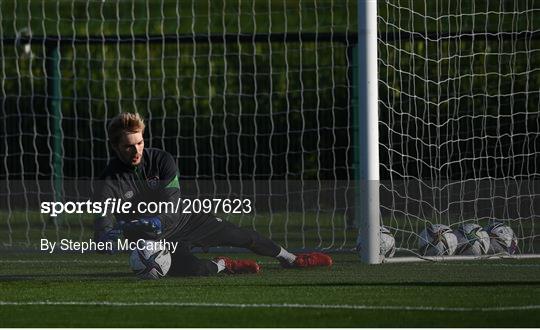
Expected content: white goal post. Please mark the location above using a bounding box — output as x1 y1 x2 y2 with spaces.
357 0 380 264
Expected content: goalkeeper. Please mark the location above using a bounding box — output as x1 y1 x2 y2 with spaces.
94 112 332 276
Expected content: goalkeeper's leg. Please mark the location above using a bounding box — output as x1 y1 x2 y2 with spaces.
167 242 260 276
167 243 219 276
204 222 333 268
200 220 282 257
182 214 332 268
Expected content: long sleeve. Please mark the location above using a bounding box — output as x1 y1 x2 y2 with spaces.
93 182 116 240
154 152 185 238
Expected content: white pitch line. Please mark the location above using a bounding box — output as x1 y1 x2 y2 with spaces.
0 301 539 312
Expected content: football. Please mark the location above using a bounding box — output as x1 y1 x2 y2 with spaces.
454 223 490 255
484 222 518 254
418 224 458 256
356 226 396 259
380 226 396 258
129 241 172 279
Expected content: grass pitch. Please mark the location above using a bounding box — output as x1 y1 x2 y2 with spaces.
0 251 539 327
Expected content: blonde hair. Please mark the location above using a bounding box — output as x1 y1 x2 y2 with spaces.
108 112 145 146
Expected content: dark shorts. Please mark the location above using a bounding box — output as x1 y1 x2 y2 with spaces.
169 213 242 250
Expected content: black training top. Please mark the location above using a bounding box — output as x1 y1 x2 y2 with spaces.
93 147 188 240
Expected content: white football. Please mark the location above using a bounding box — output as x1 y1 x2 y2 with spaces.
454 223 490 255
356 226 396 259
129 241 171 279
418 224 458 256
484 222 518 254
380 226 396 258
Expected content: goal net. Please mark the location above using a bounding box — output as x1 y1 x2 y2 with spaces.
378 0 540 259
0 0 355 250
1 0 539 259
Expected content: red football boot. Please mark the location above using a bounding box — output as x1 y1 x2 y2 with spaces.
284 252 333 268
214 256 261 274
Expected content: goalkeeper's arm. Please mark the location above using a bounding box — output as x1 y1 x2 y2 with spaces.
92 183 122 252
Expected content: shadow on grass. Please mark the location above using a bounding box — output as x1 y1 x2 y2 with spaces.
0 272 133 281
1 272 539 288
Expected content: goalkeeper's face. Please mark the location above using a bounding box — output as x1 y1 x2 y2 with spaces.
113 131 144 166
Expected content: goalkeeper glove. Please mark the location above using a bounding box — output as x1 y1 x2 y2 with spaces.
122 217 162 240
